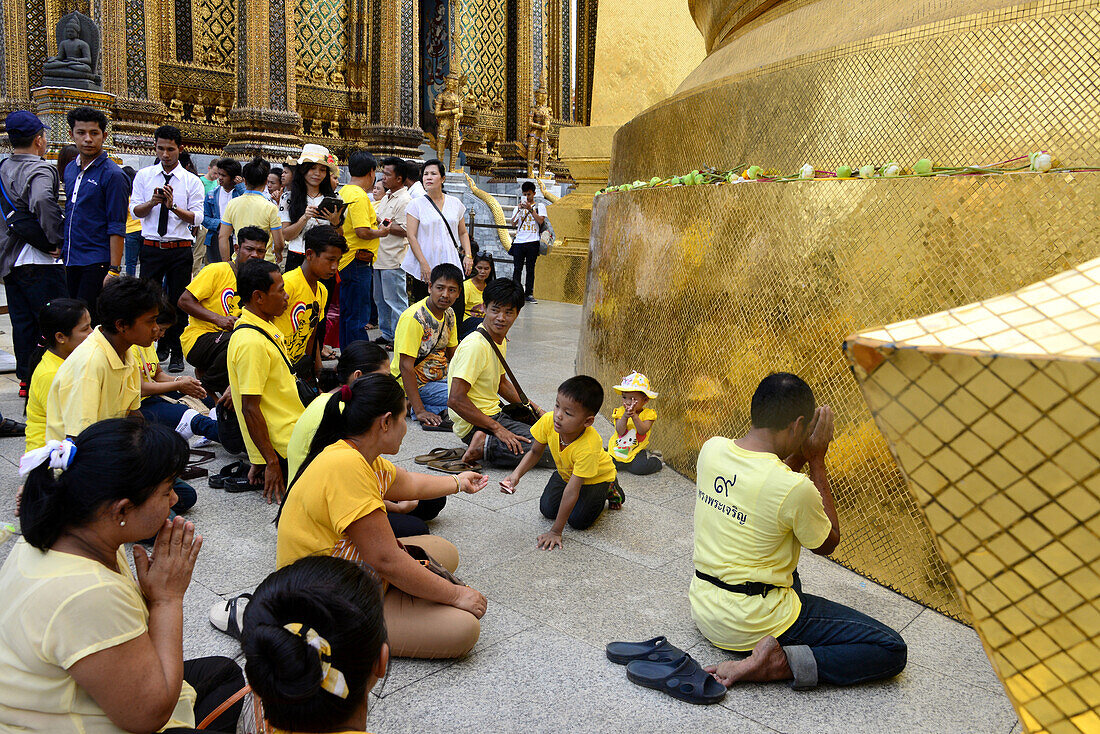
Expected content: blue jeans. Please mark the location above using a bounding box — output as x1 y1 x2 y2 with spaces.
124 231 142 276
373 267 408 342
418 379 449 415
775 574 907 688
3 264 67 381
140 396 220 442
339 258 374 348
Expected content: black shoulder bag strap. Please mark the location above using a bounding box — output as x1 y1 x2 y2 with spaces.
233 323 314 407
424 194 462 253
413 306 452 367
233 323 294 372
477 327 530 406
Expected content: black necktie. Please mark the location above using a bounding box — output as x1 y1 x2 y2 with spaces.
157 171 171 237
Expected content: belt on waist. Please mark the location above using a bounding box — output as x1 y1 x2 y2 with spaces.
143 239 191 249
695 570 780 598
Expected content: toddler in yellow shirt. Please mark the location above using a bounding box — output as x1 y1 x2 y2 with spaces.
500 376 623 550
608 371 663 475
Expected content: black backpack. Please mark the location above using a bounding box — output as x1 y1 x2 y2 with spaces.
0 158 56 254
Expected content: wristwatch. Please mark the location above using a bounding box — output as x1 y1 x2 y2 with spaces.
108 265 121 274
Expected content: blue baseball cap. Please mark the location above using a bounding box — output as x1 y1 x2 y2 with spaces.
5 111 48 139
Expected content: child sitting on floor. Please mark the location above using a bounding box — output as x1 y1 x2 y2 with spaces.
500 375 624 550
608 371 663 475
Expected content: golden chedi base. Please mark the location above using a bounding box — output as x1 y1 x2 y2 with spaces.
845 259 1100 734
580 172 1100 623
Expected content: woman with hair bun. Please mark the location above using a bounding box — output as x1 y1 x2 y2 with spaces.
242 556 388 733
0 418 245 733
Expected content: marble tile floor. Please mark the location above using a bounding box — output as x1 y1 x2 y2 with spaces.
0 301 1021 733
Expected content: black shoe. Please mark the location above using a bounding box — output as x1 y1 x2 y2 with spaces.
156 343 170 362
0 418 26 438
167 352 184 373
525 295 538 303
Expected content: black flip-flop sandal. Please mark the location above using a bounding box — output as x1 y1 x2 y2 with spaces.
209 460 248 489
209 593 252 640
422 419 454 432
414 447 465 465
426 458 482 474
625 655 727 705
606 636 687 665
223 476 262 493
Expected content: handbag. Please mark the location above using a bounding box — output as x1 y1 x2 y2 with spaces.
477 327 538 426
400 540 465 585
0 159 56 255
231 324 316 408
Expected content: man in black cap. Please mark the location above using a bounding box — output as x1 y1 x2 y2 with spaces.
0 111 67 398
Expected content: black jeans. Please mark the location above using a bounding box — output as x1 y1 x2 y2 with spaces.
285 251 305 272
511 241 539 295
539 472 611 530
387 496 448 537
162 655 245 733
4 264 67 381
407 272 428 303
65 263 108 324
139 243 192 355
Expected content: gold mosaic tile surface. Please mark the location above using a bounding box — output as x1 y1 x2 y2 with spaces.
580 172 1100 622
845 257 1100 734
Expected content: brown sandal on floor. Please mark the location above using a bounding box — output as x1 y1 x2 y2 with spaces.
414 447 466 465
425 458 482 474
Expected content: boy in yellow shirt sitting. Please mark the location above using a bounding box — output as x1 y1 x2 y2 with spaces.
500 376 623 550
608 371 663 475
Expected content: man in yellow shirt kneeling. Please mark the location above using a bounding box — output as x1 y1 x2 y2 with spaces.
692 373 906 690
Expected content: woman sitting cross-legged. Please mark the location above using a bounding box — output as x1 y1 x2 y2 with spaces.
0 418 245 733
241 555 389 734
277 373 489 659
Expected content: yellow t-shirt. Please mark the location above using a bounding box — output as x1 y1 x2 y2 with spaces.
227 308 303 464
26 350 65 452
221 192 283 263
530 412 617 485
447 332 505 439
391 298 458 387
276 440 396 569
608 406 658 463
463 279 486 320
338 184 379 270
45 327 141 442
273 267 328 364
180 262 240 358
131 343 160 382
286 391 333 485
690 437 833 652
125 211 141 234
0 539 197 733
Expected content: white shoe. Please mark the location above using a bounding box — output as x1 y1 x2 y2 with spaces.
209 593 251 639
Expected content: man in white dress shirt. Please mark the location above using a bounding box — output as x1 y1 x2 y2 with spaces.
129 124 205 372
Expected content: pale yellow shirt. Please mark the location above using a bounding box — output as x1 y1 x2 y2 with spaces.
0 539 197 732
45 327 141 442
447 331 506 439
287 391 333 484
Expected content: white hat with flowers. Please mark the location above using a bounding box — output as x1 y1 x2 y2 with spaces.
612 371 658 399
297 143 339 177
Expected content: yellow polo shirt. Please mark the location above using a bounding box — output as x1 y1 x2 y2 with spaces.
690 437 833 652
25 350 65 452
180 262 240 358
227 308 303 464
221 192 283 263
276 440 396 569
338 183 379 270
530 412 617 485
273 267 328 364
45 327 141 442
447 331 505 439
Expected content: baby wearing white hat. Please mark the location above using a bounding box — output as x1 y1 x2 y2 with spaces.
607 371 663 475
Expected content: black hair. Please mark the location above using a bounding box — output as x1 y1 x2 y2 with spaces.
98 276 161 335
216 156 242 180
558 375 604 416
56 144 79 182
750 372 816 430
121 165 136 183
24 298 89 411
422 158 446 178
347 150 377 178
270 166 283 179
66 106 108 133
470 252 495 281
482 277 525 312
430 262 463 287
402 159 421 183
380 156 406 182
303 224 349 256
237 259 280 304
288 162 335 222
155 294 176 326
8 130 39 149
237 225 269 245
243 157 271 188
21 419 188 550
153 124 183 146
242 556 386 731
336 341 389 383
521 181 536 193
179 152 197 176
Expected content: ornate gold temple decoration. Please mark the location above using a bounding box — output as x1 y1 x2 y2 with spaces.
463 171 512 251
536 176 559 202
434 69 465 170
845 258 1100 734
197 0 235 68
525 83 552 178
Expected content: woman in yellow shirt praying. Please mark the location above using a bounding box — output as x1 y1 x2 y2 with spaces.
24 298 92 453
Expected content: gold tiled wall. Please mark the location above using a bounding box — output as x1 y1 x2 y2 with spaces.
579 173 1100 620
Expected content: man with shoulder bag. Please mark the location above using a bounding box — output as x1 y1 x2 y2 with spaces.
0 111 68 399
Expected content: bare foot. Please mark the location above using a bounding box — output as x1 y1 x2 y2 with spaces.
462 431 486 464
704 636 792 687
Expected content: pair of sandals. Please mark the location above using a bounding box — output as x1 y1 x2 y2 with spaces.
208 460 256 492
606 636 726 705
414 447 481 474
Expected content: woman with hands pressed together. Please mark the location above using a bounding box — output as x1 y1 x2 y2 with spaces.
276 373 489 659
0 418 245 733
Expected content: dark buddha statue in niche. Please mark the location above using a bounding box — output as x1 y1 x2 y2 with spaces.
42 12 102 90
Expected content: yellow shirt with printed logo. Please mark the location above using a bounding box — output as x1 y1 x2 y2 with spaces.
273 267 328 364
45 327 141 442
608 406 658 463
690 437 832 652
180 262 240 358
530 412 616 485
